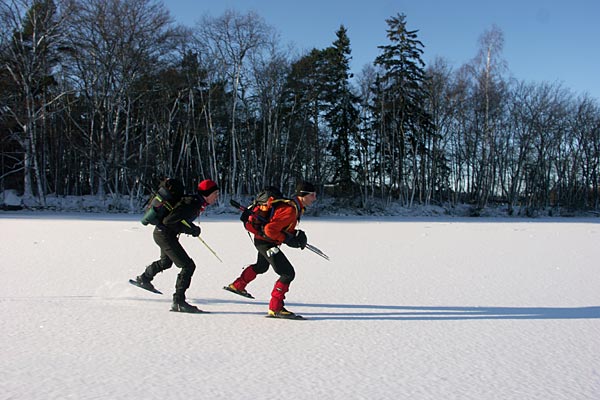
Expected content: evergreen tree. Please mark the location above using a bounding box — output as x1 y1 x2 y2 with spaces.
321 25 360 196
373 13 433 204
281 49 328 185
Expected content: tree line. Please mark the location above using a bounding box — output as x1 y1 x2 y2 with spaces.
2 0 600 214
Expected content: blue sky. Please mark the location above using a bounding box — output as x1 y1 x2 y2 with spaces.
165 0 600 101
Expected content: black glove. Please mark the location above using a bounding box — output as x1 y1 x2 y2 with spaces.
284 230 307 249
240 208 252 223
190 224 201 237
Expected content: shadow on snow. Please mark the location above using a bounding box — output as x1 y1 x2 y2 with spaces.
198 298 600 321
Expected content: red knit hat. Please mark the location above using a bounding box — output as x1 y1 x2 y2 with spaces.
197 179 219 196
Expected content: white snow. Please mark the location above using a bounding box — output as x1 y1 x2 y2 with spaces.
1 212 599 400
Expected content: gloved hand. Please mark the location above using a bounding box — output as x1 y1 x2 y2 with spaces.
284 230 307 249
240 208 252 223
190 225 201 237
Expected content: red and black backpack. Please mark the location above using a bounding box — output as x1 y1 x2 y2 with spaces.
241 186 301 236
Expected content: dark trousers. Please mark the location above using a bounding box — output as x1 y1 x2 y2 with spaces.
144 227 196 301
253 239 295 284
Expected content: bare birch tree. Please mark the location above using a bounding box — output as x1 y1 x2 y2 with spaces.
194 9 273 196
467 24 507 208
0 0 75 205
65 0 175 199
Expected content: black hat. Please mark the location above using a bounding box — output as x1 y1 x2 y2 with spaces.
295 181 316 196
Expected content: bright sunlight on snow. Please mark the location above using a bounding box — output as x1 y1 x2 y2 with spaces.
1 212 599 399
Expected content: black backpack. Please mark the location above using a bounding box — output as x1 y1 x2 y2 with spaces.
141 178 185 226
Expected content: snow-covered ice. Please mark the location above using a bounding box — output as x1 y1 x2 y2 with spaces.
1 212 599 399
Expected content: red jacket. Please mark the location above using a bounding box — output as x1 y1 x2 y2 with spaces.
256 197 304 244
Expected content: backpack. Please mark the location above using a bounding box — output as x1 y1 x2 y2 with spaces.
241 186 301 236
141 178 185 226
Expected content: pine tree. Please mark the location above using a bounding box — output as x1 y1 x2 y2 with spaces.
321 25 360 196
281 49 328 185
373 13 433 204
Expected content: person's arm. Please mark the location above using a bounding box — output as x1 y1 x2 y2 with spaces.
263 206 297 244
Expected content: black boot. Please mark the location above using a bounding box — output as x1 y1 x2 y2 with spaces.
170 294 203 313
135 274 158 293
